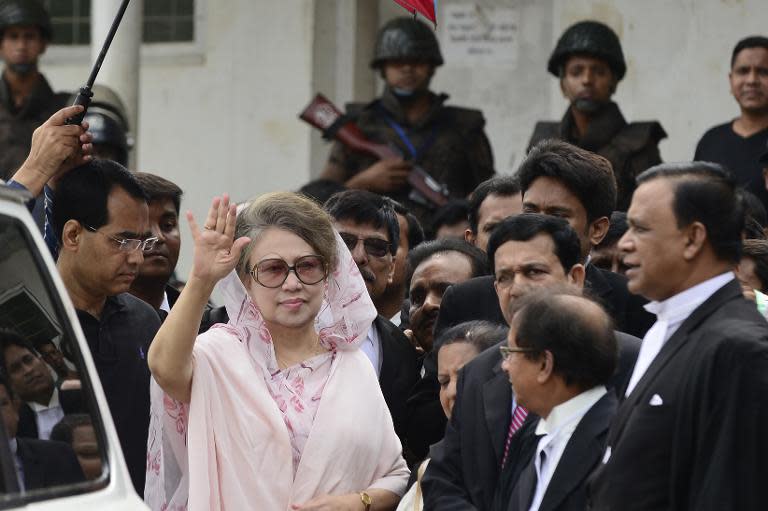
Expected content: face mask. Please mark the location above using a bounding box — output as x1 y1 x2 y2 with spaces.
389 85 427 105
7 62 36 76
572 98 608 115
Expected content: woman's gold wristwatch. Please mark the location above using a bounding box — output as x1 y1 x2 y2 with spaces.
360 491 372 511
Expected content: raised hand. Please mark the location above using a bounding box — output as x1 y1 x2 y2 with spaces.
187 194 251 286
11 104 93 196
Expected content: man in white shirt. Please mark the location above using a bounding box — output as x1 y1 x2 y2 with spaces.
588 162 768 510
0 330 62 440
500 287 618 511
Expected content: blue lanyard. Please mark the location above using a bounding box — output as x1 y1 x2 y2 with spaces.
379 108 439 160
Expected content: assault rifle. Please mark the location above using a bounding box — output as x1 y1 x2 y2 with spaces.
300 93 449 208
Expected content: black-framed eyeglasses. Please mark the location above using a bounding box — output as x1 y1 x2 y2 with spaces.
250 255 328 288
84 225 159 252
499 345 537 361
339 232 391 258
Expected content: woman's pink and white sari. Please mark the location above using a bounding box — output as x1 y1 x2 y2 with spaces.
144 233 409 510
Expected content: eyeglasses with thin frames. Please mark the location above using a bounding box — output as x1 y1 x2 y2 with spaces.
339 232 391 258
250 255 328 288
499 345 538 362
84 225 159 252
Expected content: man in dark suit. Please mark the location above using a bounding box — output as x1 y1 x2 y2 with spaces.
0 331 62 440
325 191 419 445
0 376 84 492
403 238 490 461
519 139 653 338
588 162 768 510
422 214 640 511
501 287 618 511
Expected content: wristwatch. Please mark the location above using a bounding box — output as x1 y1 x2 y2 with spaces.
360 491 372 511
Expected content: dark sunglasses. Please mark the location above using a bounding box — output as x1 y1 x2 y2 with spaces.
250 255 328 288
339 232 391 258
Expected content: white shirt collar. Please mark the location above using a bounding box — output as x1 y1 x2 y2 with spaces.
643 272 735 323
27 387 59 413
160 291 171 313
535 386 607 437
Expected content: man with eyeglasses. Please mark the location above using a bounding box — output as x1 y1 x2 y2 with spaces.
422 214 639 511
51 159 161 495
324 190 419 453
497 287 618 511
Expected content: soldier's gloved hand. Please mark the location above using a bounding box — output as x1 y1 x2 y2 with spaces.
346 157 411 193
11 105 93 196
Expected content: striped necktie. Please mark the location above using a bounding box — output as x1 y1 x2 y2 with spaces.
501 405 528 467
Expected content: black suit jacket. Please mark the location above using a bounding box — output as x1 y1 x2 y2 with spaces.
405 276 505 463
16 388 85 440
16 403 38 439
423 332 640 511
585 265 654 338
375 315 419 446
588 279 768 511
411 272 642 464
434 275 505 338
508 392 618 511
17 437 85 490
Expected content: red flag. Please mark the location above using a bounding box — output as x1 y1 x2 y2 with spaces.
392 0 437 25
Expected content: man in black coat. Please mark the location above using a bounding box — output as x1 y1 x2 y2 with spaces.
501 288 619 511
325 191 419 445
0 376 84 491
588 162 768 510
518 139 653 338
422 214 640 511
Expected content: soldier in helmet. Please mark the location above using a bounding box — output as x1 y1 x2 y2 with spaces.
79 84 132 167
0 0 69 182
320 17 495 224
528 20 666 210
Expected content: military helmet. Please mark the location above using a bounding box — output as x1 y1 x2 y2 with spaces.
0 0 52 40
76 84 132 166
371 17 443 69
547 21 626 81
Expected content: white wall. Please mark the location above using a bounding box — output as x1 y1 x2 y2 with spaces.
45 0 317 281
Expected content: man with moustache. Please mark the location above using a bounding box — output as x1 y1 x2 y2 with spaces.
404 238 488 462
320 17 494 224
324 190 419 447
52 160 161 494
695 36 768 211
588 162 768 510
422 214 640 511
528 20 666 210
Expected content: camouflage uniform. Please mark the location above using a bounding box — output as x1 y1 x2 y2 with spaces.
0 74 68 180
324 87 494 224
528 102 666 211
